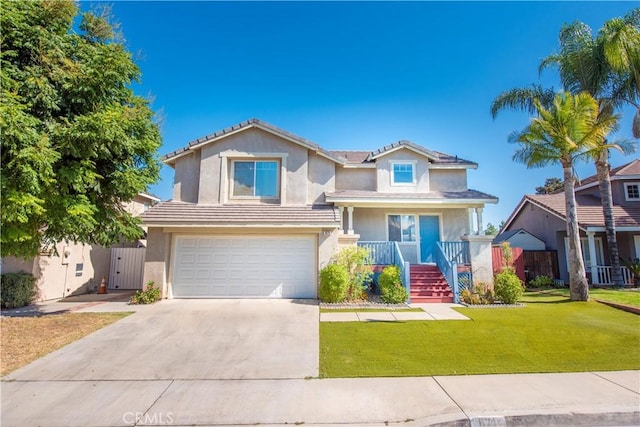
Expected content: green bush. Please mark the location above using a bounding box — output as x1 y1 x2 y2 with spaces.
1 271 37 309
319 264 350 303
378 266 408 304
528 275 554 289
130 281 161 305
494 269 524 304
332 246 373 301
460 283 494 305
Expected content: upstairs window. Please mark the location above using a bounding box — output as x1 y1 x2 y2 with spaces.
624 182 640 201
388 214 416 242
232 160 279 197
392 162 415 185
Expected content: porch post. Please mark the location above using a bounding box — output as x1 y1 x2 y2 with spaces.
468 208 475 235
347 206 355 235
475 207 484 235
586 231 599 284
338 206 345 234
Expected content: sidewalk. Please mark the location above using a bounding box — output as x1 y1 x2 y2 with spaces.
0 290 141 317
320 303 470 321
3 370 638 426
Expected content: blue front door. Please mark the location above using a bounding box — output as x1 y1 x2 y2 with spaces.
419 216 440 263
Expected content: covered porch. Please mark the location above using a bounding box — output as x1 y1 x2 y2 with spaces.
576 229 640 286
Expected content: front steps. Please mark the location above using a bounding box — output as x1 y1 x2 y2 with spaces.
409 265 454 303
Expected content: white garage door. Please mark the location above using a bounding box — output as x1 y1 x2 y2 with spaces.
172 235 316 298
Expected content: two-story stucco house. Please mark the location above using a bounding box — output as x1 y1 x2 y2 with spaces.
141 119 498 302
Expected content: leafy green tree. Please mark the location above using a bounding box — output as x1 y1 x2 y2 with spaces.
535 178 564 194
492 10 639 286
484 223 499 235
1 1 161 258
509 92 621 301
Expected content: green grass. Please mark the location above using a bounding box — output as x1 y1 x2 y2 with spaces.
320 308 423 313
542 288 640 308
320 294 640 378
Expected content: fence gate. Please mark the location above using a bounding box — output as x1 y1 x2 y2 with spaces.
108 247 146 290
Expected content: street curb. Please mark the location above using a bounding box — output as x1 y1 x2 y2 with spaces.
427 411 640 426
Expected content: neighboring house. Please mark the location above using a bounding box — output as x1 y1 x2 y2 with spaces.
1 192 160 301
141 119 498 302
499 159 640 285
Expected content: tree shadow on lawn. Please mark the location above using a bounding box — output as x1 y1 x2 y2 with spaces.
522 293 574 304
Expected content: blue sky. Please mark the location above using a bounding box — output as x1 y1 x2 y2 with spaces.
84 1 638 228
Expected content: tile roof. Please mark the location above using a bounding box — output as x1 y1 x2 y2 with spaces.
140 202 340 227
525 193 640 228
577 159 640 188
162 118 477 168
325 189 498 202
162 118 345 164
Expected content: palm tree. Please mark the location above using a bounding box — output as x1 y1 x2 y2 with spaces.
510 92 621 301
540 16 638 286
492 12 639 287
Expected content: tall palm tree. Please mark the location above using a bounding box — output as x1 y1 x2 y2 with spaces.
540 16 638 286
510 92 622 301
492 11 638 286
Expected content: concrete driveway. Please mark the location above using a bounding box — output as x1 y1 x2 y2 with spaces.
3 299 319 381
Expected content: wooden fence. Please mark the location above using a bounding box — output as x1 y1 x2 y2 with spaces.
492 246 559 284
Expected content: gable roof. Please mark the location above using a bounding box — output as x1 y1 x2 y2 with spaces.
576 159 640 190
493 228 544 245
162 118 478 169
503 193 640 231
162 118 346 166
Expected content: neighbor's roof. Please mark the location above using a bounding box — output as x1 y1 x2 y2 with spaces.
162 118 477 168
505 193 640 230
140 202 340 227
493 228 544 244
576 159 640 189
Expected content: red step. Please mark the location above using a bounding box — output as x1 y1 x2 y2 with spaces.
408 265 453 303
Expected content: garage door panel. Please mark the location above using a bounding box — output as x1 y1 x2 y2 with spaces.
172 235 316 298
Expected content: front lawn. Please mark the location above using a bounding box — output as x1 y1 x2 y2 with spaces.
320 294 640 377
1 312 131 376
545 288 640 308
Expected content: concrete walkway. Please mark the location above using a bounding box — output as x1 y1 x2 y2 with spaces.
321 303 470 321
0 290 139 317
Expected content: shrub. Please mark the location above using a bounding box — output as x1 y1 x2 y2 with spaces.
332 246 373 301
460 283 494 305
319 264 350 303
528 275 554 289
1 271 37 309
494 269 524 304
378 265 408 304
130 281 161 305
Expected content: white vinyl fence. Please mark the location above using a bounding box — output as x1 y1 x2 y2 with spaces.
108 247 146 290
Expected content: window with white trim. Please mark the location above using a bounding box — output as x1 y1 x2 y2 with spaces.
232 160 279 197
391 162 415 185
624 182 640 201
388 215 416 242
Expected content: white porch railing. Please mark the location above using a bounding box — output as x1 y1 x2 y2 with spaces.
592 266 633 285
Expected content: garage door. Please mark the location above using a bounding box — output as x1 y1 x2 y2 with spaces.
172 235 316 298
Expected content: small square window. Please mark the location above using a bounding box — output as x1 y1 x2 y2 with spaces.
625 183 640 201
392 163 414 185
